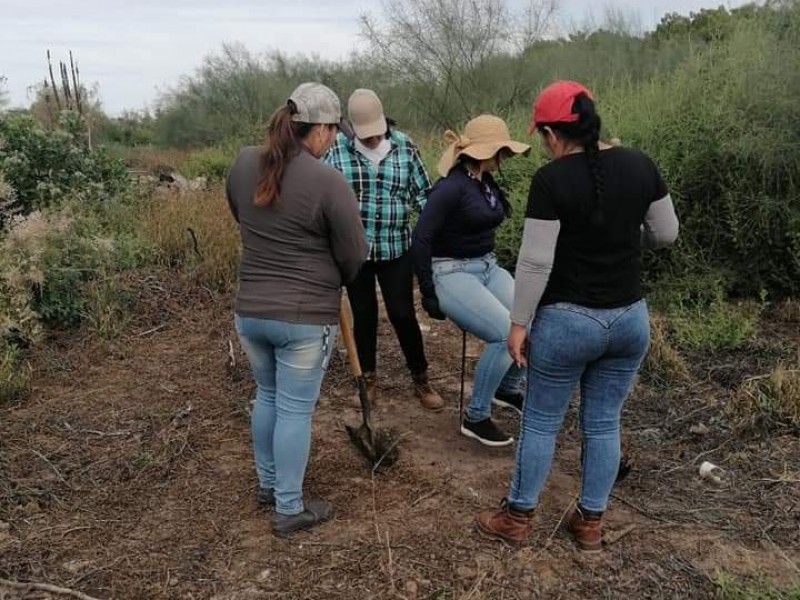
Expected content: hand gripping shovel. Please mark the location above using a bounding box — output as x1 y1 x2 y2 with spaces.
339 300 400 471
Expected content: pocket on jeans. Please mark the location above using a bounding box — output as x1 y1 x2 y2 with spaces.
321 325 338 371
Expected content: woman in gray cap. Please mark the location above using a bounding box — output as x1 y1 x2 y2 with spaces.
226 83 368 537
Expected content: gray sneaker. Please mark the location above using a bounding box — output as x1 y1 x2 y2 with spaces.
271 498 334 538
256 487 274 508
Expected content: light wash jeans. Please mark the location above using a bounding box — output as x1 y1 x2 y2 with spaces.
432 253 525 422
235 315 337 516
507 300 650 512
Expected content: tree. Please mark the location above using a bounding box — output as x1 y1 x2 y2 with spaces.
359 0 560 127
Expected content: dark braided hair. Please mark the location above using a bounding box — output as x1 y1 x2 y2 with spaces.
537 93 605 225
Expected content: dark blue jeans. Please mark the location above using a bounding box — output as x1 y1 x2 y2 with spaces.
508 300 650 512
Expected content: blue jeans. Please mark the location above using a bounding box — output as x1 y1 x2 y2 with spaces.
508 300 650 512
235 315 337 516
432 253 525 422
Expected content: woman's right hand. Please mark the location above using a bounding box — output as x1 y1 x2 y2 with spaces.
508 323 528 367
421 295 447 320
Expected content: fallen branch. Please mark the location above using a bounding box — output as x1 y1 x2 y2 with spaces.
137 323 167 337
0 578 104 600
460 571 489 600
186 227 203 261
29 448 71 489
604 523 637 546
533 498 575 558
610 493 674 524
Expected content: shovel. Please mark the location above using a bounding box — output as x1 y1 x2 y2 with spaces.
339 300 400 470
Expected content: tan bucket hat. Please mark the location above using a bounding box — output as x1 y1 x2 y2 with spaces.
437 115 530 176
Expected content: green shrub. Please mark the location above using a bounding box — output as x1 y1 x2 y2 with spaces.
32 213 118 329
83 274 136 340
715 573 800 600
668 295 763 352
0 342 30 403
0 193 150 341
645 272 765 352
0 172 20 225
0 111 129 217
600 12 800 297
183 146 235 181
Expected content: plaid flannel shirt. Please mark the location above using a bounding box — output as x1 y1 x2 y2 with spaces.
324 129 431 261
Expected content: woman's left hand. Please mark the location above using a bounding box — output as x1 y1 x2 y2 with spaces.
508 323 528 367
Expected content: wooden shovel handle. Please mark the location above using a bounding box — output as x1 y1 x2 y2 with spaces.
338 299 363 379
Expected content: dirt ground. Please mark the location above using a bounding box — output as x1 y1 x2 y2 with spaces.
1 279 798 600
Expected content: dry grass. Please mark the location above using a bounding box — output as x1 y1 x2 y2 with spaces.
642 315 691 385
118 147 192 175
774 299 800 324
729 363 800 435
0 343 30 403
137 186 239 291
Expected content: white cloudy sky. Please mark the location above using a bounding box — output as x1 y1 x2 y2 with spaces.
1 0 750 114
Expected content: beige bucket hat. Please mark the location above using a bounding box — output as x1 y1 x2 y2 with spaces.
437 114 530 176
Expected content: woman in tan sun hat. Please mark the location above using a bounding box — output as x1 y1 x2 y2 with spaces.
412 114 530 447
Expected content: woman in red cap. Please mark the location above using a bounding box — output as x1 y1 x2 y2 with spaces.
477 81 679 551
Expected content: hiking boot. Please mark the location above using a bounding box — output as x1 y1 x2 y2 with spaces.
271 498 334 539
256 487 275 509
492 390 524 415
565 505 603 553
476 499 535 547
412 371 445 411
461 418 513 447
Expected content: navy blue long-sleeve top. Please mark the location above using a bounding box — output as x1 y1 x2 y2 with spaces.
411 167 507 297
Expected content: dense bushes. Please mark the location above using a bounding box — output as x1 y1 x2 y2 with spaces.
147 3 800 299
0 112 129 218
601 11 800 297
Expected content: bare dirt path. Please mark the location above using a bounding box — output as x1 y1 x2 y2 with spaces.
1 291 797 599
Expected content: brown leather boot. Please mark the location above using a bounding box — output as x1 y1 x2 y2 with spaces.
476 500 535 547
412 371 445 411
565 505 603 553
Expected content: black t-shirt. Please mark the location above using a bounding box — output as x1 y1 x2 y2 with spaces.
526 147 668 308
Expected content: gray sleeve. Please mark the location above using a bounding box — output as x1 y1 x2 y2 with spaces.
324 173 368 285
225 173 239 223
510 218 561 326
642 194 679 249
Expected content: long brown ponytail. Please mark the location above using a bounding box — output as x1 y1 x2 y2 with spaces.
254 102 314 207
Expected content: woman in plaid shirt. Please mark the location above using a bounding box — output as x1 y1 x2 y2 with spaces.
324 89 445 411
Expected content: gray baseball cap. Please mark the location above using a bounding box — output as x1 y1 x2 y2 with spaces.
288 82 341 125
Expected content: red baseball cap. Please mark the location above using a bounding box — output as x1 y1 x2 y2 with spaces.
527 80 594 135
